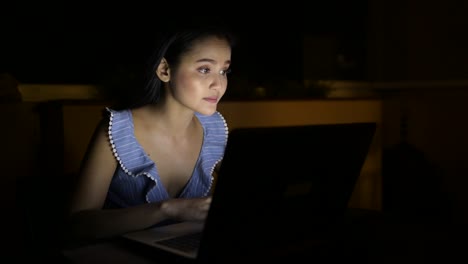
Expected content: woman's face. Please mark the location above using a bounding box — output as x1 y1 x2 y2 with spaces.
169 36 232 116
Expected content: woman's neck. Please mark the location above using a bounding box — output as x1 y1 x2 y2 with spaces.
132 102 198 139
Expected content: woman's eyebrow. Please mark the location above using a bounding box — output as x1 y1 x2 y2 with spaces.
195 58 231 65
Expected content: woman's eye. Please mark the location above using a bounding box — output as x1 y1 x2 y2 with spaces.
220 68 232 76
198 67 231 76
198 67 210 74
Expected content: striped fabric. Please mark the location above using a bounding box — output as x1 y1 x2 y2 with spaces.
103 108 228 208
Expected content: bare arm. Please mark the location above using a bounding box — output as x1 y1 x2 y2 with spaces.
65 118 211 246
64 118 167 244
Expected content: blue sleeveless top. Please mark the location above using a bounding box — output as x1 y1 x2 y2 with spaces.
103 108 229 209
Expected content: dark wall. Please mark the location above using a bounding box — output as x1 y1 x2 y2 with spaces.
1 1 369 87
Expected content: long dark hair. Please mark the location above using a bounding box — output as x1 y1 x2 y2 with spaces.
111 25 237 110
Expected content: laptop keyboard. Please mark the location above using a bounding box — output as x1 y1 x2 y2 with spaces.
155 232 203 252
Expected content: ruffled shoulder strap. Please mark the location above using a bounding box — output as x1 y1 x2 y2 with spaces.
105 107 155 177
191 111 229 196
196 111 229 139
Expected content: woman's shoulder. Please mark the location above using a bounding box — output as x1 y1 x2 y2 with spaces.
100 107 133 125
100 107 134 144
102 106 130 116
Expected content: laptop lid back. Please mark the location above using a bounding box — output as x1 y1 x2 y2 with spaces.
197 122 376 262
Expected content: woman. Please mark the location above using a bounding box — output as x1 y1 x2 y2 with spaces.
65 26 236 245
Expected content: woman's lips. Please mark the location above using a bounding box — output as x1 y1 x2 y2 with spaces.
204 97 218 103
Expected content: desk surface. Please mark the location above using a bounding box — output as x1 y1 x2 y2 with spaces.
59 209 464 264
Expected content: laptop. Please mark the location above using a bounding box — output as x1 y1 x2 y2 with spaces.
122 122 377 262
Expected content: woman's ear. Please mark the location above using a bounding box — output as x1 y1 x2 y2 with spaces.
156 58 170 82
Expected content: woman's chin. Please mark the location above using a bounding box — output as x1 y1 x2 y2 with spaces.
197 107 217 116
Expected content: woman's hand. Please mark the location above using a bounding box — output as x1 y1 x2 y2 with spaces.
160 197 212 222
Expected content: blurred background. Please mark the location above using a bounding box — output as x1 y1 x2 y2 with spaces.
2 1 468 93
1 1 369 97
